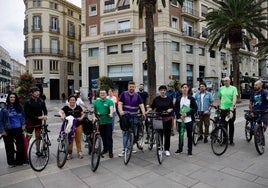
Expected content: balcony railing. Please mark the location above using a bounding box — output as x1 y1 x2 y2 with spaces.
24 48 63 57
118 29 131 33
49 27 60 34
67 51 76 59
31 25 42 32
182 7 199 19
182 30 201 38
67 31 75 38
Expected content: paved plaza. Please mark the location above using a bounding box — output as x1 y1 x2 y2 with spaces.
0 100 268 188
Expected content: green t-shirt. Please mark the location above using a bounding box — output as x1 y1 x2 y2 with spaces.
218 85 238 110
93 98 114 125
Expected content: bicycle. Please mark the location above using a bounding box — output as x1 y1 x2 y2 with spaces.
146 114 156 150
244 110 255 142
28 120 51 172
210 105 228 156
192 114 201 146
121 113 145 165
252 110 266 155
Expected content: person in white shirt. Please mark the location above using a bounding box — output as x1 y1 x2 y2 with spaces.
107 88 117 131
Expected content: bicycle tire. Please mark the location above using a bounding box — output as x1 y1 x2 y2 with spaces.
136 122 144 150
82 133 87 142
56 134 68 168
211 127 228 156
156 132 163 164
192 121 199 146
148 125 155 150
254 123 265 155
124 132 134 165
91 134 102 172
29 137 50 172
245 120 253 142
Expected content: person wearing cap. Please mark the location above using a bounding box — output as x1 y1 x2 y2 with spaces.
146 85 174 156
24 87 48 144
166 84 177 136
174 83 198 157
194 82 214 143
218 76 238 146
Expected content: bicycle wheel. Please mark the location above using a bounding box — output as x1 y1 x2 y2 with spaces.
82 133 87 142
254 124 265 155
124 132 134 165
156 132 164 164
148 125 155 150
245 120 253 142
29 137 50 172
211 127 228 156
91 134 102 172
136 122 144 150
56 133 68 168
192 121 199 146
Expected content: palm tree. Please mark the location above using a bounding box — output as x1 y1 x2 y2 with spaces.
204 0 268 101
120 0 184 104
256 39 268 59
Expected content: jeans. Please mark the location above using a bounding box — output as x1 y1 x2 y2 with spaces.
122 117 138 150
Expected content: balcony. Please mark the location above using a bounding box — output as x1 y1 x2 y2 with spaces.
182 30 201 39
118 29 131 34
49 27 60 34
67 31 75 39
24 48 63 57
31 26 42 32
182 7 200 20
67 51 76 59
104 30 116 36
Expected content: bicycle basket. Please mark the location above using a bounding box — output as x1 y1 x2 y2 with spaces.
120 114 131 131
153 119 163 129
82 117 93 135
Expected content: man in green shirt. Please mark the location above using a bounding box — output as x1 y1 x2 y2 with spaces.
218 77 238 146
93 89 114 158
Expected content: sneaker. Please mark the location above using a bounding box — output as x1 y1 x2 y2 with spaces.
101 150 108 155
132 150 137 153
175 149 182 155
204 137 208 143
230 142 235 146
165 150 171 156
8 164 16 168
188 151 192 157
78 152 84 159
67 154 73 160
118 150 124 157
109 153 114 158
171 130 175 136
197 135 203 141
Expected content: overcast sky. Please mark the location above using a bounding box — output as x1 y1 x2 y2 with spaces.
0 0 81 65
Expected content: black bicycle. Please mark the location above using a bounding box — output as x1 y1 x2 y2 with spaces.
192 114 201 146
244 110 255 142
252 110 266 155
28 120 51 172
210 105 228 156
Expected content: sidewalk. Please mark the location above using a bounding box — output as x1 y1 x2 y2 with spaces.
0 100 267 188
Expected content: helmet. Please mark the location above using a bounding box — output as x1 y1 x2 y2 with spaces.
74 90 80 94
30 86 40 93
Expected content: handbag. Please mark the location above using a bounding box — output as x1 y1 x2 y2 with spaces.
153 119 163 129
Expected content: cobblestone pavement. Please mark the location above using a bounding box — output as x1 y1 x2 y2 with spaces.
0 100 267 188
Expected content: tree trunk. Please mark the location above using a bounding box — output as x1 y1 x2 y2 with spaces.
145 3 156 105
230 43 241 103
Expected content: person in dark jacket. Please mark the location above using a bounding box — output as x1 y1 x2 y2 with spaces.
0 92 26 167
174 83 197 157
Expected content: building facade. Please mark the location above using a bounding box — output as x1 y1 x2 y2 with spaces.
23 0 81 99
80 0 259 95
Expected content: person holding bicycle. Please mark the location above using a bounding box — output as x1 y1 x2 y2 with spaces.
218 77 238 146
174 83 197 157
194 82 214 143
93 89 114 158
118 81 146 157
0 92 26 167
146 85 174 156
24 87 47 145
59 94 85 159
249 80 268 131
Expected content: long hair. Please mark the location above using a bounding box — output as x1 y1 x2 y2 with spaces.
6 92 22 113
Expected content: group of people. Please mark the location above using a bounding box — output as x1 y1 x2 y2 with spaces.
1 76 267 168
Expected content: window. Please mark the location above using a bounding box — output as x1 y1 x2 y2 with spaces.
33 60 43 71
50 60 58 72
33 0 41 7
118 20 130 33
68 42 74 58
199 66 205 78
67 62 74 75
142 42 147 51
184 0 194 14
89 26 97 36
121 43 132 53
33 38 41 53
172 18 178 29
187 64 193 87
33 16 41 31
107 45 118 54
104 21 116 35
104 0 115 12
183 21 194 36
89 5 97 16
68 22 75 37
186 44 193 54
221 52 226 61
199 47 205 56
50 17 59 33
68 9 73 16
50 2 58 9
117 0 130 10
88 48 99 57
172 63 180 80
201 27 208 38
51 39 59 54
201 4 208 17
171 41 180 51
210 50 216 58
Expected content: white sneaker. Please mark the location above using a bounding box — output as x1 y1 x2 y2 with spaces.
165 150 170 156
132 150 137 153
118 150 124 157
67 154 73 160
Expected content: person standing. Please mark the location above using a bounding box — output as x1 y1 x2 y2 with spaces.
73 90 88 109
24 87 47 143
194 82 214 143
146 85 173 156
106 88 117 132
94 89 114 158
59 95 85 159
0 92 26 167
138 83 149 140
166 84 177 136
88 90 93 104
118 81 146 157
174 83 197 157
218 77 238 146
